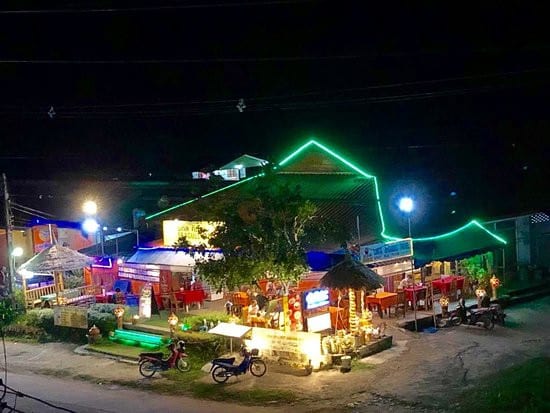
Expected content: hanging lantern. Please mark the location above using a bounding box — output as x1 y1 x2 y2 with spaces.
439 296 449 317
348 289 358 334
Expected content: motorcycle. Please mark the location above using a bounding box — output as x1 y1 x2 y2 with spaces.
210 345 267 383
447 299 495 330
489 303 506 326
138 340 191 377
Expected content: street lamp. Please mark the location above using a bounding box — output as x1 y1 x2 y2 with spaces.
399 196 418 331
9 246 24 293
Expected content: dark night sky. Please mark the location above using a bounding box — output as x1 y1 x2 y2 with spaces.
1 1 549 231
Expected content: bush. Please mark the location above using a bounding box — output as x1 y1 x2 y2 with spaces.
180 312 231 332
2 324 45 340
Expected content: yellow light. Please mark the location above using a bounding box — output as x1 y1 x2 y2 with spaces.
82 200 98 215
490 275 500 288
439 296 449 307
113 306 125 318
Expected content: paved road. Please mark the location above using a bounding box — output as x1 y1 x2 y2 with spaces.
1 372 287 413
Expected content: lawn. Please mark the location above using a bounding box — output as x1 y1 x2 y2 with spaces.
457 357 550 412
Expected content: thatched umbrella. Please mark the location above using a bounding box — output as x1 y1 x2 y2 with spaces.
321 255 384 333
17 245 93 300
18 244 93 273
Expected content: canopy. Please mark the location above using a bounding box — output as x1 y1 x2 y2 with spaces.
208 322 251 339
321 254 384 290
17 244 93 273
413 221 507 267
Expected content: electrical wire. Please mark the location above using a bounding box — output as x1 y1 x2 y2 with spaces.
0 0 314 14
1 383 77 413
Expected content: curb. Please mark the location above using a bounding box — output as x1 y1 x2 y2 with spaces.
75 344 139 365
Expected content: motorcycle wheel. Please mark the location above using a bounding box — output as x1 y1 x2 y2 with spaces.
139 360 157 378
449 316 462 327
249 359 267 377
482 315 495 330
212 366 230 383
176 358 191 372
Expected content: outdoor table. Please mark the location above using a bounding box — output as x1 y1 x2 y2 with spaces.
175 289 206 311
432 276 465 295
404 286 427 309
366 292 398 318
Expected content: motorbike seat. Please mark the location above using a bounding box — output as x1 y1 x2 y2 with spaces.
139 352 164 358
212 357 235 365
213 361 237 369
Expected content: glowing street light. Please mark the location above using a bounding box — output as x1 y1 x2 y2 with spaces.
82 200 98 215
11 246 23 257
82 218 100 234
398 196 417 331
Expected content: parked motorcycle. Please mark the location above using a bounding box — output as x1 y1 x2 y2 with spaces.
210 345 267 383
447 299 495 330
138 340 191 377
489 303 506 326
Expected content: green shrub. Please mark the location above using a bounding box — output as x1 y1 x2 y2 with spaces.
180 312 231 331
87 310 116 335
2 324 45 340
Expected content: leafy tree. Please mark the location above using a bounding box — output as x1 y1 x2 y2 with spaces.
196 176 342 294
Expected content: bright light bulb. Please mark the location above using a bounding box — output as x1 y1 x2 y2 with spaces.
398 197 414 213
82 200 98 215
82 218 100 234
11 247 24 257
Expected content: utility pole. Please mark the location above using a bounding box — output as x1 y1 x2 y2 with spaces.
2 173 14 295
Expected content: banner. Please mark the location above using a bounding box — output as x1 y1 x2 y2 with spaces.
54 306 88 329
361 239 413 264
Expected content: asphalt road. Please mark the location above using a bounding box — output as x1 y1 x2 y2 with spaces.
1 372 286 413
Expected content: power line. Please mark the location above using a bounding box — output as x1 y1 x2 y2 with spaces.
0 0 314 14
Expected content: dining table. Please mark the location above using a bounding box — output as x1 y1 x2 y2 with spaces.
432 276 465 295
403 285 427 309
366 292 398 318
174 289 206 311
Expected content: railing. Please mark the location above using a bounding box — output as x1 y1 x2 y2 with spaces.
58 285 98 305
25 284 57 308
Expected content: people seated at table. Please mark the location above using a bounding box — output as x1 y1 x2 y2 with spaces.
398 273 413 289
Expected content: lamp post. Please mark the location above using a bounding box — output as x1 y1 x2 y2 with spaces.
399 197 418 332
168 312 179 339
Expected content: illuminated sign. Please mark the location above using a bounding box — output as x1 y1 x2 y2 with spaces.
163 220 222 247
139 283 152 319
360 239 413 263
304 289 330 310
306 312 331 333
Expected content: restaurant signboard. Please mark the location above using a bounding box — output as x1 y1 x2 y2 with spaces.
360 239 413 264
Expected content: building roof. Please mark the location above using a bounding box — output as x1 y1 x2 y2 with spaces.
218 154 268 171
145 140 508 251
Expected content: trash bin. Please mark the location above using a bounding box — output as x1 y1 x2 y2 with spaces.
340 355 352 373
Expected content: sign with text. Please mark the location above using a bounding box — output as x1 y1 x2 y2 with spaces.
245 327 321 367
305 312 331 333
54 306 88 329
361 239 413 264
304 288 330 310
139 283 152 319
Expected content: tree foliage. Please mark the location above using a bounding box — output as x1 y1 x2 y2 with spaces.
196 176 340 292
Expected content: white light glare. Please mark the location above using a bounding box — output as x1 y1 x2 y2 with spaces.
12 247 24 257
398 197 414 213
82 218 100 234
82 200 98 215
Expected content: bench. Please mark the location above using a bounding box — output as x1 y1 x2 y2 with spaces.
109 329 169 349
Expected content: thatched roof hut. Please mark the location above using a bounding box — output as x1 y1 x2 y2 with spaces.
320 254 384 291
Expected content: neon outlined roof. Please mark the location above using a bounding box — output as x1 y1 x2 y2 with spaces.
146 139 506 245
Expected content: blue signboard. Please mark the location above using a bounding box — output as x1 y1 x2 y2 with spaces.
304 288 330 310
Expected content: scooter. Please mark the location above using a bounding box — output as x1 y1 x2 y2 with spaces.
138 340 191 377
447 299 495 330
210 345 267 383
489 303 506 326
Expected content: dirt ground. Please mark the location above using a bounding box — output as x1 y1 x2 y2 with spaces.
3 296 549 413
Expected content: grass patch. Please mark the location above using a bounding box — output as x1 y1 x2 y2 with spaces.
457 357 550 412
352 360 376 371
88 340 149 359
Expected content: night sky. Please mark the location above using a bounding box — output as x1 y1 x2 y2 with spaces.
1 1 549 231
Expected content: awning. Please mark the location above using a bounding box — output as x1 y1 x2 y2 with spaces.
208 322 251 339
413 221 507 267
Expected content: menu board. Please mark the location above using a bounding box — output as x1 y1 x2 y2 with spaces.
139 283 153 319
54 307 88 329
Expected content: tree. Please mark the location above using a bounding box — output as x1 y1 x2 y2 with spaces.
196 176 341 295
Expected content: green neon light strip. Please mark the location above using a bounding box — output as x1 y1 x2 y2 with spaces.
145 175 259 220
146 138 506 245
